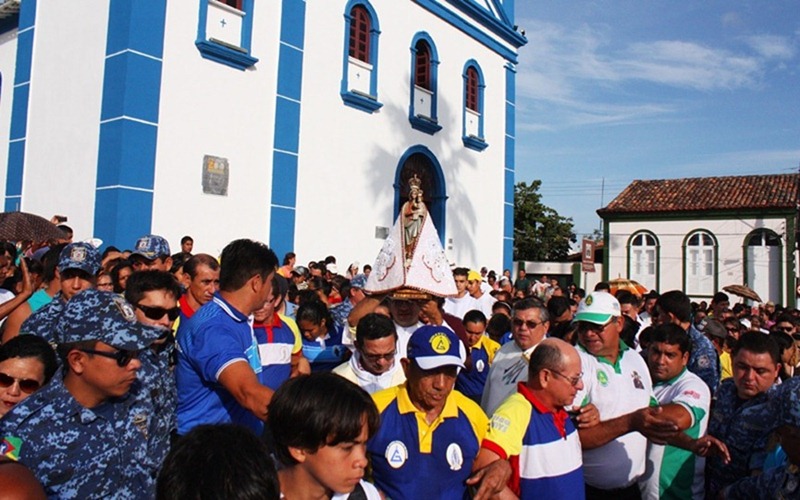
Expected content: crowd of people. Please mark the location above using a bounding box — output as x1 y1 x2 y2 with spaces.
0 224 797 499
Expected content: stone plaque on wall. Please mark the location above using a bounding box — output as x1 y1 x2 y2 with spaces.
202 155 229 196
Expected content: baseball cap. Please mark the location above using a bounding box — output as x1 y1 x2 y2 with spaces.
291 266 309 278
467 270 482 282
574 292 621 325
350 274 367 289
326 263 339 275
703 319 727 339
56 289 163 350
406 325 466 370
132 234 171 260
58 242 101 275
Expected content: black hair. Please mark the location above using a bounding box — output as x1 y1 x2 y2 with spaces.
282 252 296 265
771 330 794 353
650 324 692 355
512 297 549 323
546 296 571 321
157 424 279 500
712 292 729 304
180 235 193 245
463 309 487 326
41 244 66 283
101 246 120 260
733 331 781 365
324 255 337 265
363 264 372 272
182 253 220 279
296 299 332 328
615 290 639 307
124 270 182 306
169 252 191 275
355 313 396 346
267 373 380 466
110 260 134 293
452 267 469 278
0 335 58 384
620 316 640 350
56 225 73 237
219 239 278 292
594 282 610 292
486 314 511 343
492 301 511 316
656 290 693 323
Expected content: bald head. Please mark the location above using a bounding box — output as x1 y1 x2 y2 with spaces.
528 338 583 411
529 338 578 377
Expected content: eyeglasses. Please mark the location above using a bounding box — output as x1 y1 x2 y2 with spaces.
361 351 396 362
0 372 41 394
79 348 140 367
577 319 614 334
775 326 794 333
548 369 583 387
136 304 180 321
512 318 542 330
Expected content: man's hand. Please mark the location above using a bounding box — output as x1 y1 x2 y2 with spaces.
572 403 600 429
466 459 512 500
631 406 679 444
692 435 730 463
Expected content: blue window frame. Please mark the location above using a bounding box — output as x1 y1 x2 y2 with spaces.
196 0 258 70
340 0 382 112
462 59 487 151
408 33 441 134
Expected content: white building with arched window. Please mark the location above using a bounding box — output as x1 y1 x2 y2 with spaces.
0 0 526 271
599 174 798 307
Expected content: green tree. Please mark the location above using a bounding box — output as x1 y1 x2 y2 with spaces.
514 180 576 261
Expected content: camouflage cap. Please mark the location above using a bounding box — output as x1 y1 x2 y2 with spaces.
56 289 163 351
57 242 101 275
350 273 367 289
132 234 171 260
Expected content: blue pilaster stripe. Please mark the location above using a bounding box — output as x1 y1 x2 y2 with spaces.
269 0 306 257
4 0 36 211
503 63 516 270
93 0 166 248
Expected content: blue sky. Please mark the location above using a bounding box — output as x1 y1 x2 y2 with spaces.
512 1 800 240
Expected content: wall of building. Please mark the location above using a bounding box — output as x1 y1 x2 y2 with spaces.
0 27 17 202
294 0 513 270
607 216 791 304
14 1 109 240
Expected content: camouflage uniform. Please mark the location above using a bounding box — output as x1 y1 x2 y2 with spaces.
706 377 788 497
687 323 720 394
0 290 162 499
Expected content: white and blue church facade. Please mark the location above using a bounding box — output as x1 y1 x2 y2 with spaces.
0 0 525 270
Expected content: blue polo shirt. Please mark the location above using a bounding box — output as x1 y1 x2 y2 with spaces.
176 294 262 435
369 384 488 500
301 323 347 372
456 335 500 400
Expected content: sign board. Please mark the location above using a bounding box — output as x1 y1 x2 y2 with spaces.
202 155 229 196
581 239 596 273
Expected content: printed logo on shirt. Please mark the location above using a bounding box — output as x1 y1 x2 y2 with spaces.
0 436 22 460
476 360 485 372
597 370 609 387
682 390 701 399
491 415 510 433
446 443 464 471
385 440 408 469
631 371 645 390
430 332 451 354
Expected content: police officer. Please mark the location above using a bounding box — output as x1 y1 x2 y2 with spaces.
0 289 162 498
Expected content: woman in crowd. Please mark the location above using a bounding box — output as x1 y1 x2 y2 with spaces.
0 335 58 418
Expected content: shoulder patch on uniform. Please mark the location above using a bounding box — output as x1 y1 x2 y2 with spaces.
490 415 510 433
0 436 23 460
446 443 464 471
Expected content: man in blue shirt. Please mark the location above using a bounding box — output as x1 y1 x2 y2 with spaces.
176 239 279 435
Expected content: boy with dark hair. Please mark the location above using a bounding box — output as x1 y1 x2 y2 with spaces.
267 372 382 499
456 309 500 402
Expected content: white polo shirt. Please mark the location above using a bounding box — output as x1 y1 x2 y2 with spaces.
641 368 710 500
480 340 537 416
573 341 655 490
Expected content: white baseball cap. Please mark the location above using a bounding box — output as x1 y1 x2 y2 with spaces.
574 292 621 325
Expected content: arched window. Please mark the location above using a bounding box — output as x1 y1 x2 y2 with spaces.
341 1 382 113
348 6 370 63
409 34 440 134
684 230 716 296
415 41 430 89
462 61 487 151
628 231 658 291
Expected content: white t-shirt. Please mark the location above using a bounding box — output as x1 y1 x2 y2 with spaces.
443 293 478 320
480 340 537 416
641 368 710 500
572 342 655 490
471 292 497 318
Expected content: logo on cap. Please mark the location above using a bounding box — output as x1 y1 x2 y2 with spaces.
113 296 136 323
430 332 451 354
137 238 150 251
585 295 594 306
69 246 86 262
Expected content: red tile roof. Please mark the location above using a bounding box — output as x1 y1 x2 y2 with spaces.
598 174 799 216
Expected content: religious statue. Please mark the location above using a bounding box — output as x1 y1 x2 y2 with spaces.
402 175 427 268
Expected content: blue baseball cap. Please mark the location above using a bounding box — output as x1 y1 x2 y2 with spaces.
132 234 171 260
57 242 101 275
351 273 367 289
407 325 466 370
56 289 163 350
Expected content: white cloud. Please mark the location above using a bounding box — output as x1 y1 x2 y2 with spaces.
742 35 796 60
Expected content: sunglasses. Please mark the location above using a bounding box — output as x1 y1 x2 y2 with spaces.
0 372 41 394
577 319 614 334
79 348 140 367
136 304 180 322
512 318 542 330
361 351 396 362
